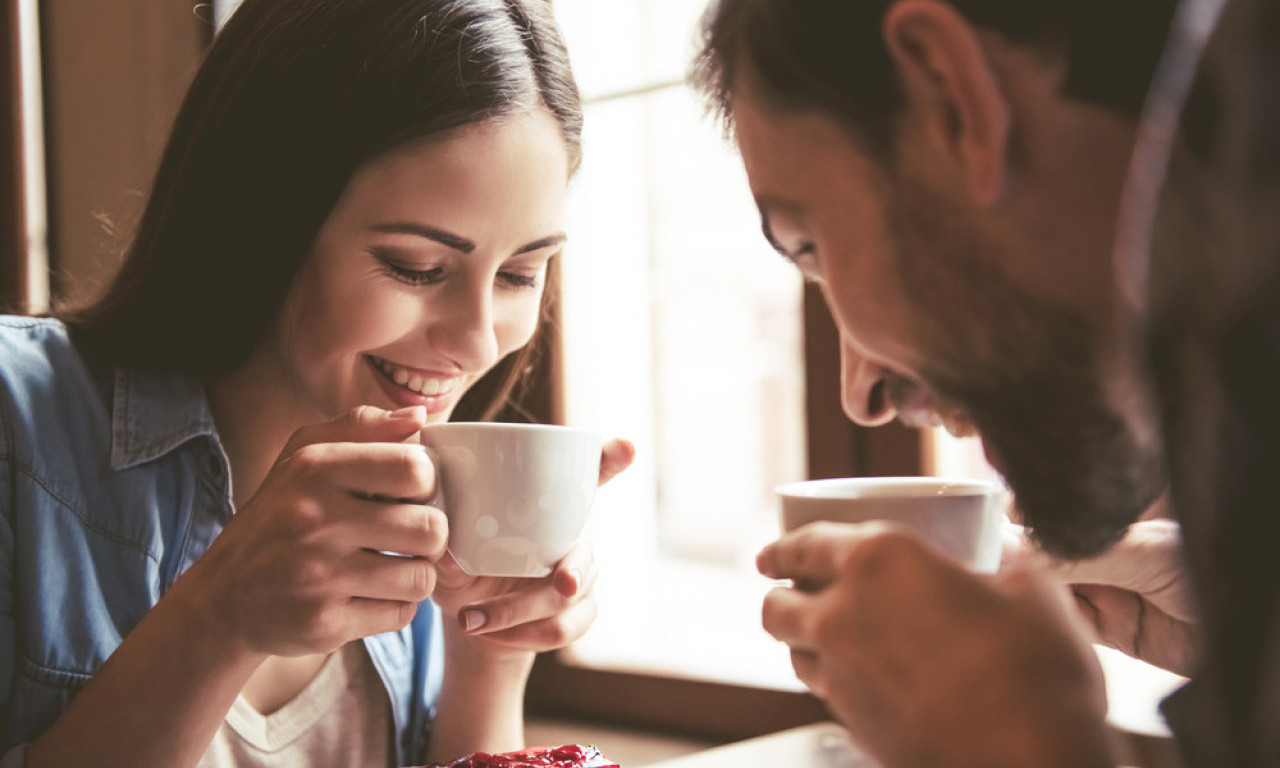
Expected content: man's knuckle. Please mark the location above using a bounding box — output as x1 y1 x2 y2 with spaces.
842 528 922 578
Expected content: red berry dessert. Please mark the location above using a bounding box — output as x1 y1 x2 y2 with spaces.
418 744 619 768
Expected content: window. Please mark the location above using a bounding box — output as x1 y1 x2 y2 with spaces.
1 0 49 314
550 0 810 694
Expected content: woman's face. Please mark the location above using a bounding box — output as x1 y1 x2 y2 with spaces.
266 109 569 424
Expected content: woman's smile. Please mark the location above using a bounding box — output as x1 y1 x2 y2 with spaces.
365 353 466 415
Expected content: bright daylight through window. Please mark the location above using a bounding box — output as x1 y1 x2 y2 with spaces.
551 0 808 688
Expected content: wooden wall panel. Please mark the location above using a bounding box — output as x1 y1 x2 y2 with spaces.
40 0 205 307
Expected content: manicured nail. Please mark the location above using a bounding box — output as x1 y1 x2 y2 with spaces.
390 406 426 421
463 609 487 632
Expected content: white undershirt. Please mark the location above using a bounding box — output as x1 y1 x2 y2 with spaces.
197 642 394 768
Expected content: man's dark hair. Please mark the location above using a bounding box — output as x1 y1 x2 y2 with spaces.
58 0 581 421
692 0 1179 152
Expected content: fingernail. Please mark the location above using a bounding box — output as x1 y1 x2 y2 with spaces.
463 609 487 632
390 406 426 421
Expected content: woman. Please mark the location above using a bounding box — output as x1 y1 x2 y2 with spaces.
0 0 631 765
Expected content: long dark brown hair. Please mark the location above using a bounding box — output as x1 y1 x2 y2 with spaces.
57 0 582 422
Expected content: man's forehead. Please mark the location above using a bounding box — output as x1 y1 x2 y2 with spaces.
734 90 858 188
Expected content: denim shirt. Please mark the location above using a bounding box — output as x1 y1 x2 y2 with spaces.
0 317 442 765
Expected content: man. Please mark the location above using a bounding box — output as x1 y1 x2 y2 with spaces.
693 0 1275 765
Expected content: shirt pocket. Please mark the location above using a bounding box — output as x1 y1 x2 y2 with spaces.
6 656 91 746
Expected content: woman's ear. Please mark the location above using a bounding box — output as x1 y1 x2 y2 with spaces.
881 0 1010 207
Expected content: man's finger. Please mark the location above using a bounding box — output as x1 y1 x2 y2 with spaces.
757 521 892 583
1011 520 1191 619
761 585 818 649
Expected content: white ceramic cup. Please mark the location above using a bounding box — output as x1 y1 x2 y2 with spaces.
421 422 603 578
775 476 1007 573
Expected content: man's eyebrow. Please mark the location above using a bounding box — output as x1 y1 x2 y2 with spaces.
370 222 476 253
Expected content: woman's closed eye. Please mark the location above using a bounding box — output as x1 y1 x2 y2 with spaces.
498 271 541 290
373 247 545 290
380 260 445 286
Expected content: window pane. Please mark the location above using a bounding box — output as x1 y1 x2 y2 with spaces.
554 0 706 98
558 82 806 684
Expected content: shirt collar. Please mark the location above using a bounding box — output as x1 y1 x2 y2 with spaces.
110 368 219 470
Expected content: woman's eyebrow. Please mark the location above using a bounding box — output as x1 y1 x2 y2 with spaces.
370 222 475 253
370 224 565 256
514 233 567 255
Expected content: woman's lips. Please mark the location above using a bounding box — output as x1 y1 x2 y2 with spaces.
365 354 464 415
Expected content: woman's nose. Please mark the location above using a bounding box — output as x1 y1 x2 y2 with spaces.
840 343 898 426
429 278 499 372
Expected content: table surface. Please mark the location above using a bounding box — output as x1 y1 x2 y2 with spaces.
644 723 876 768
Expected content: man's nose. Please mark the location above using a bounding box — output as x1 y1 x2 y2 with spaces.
840 344 898 426
429 278 499 372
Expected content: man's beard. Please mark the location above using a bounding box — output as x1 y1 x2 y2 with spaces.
886 178 1165 560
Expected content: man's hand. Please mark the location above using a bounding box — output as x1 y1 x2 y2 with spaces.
758 521 1115 768
1004 518 1198 675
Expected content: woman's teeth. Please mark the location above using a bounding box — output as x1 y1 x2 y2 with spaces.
370 356 459 396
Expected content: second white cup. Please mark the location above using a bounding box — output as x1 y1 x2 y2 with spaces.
775 476 1007 573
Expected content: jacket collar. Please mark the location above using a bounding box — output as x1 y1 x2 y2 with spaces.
110 368 218 470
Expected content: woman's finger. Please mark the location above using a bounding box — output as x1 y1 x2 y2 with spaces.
549 539 596 598
286 441 437 503
337 499 448 559
463 598 599 652
280 405 427 457
433 551 477 591
343 596 422 639
337 548 441 604
598 438 636 486
460 578 579 635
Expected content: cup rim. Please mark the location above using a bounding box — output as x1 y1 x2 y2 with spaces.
775 476 1004 500
422 421 601 437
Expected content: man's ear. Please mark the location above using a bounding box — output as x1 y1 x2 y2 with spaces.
882 0 1010 207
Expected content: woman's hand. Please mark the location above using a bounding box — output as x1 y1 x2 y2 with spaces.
182 405 447 659
431 437 635 655
424 438 635 761
1004 517 1198 675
